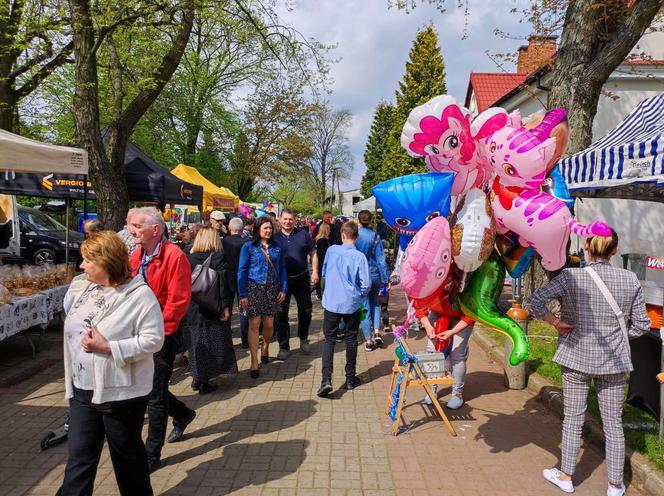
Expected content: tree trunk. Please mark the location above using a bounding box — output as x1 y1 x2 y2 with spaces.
69 0 128 231
0 86 18 132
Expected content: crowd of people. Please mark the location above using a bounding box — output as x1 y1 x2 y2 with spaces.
58 207 395 496
60 208 647 496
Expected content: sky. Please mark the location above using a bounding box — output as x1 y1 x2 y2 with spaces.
275 0 534 191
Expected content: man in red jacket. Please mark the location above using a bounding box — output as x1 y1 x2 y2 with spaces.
129 207 195 474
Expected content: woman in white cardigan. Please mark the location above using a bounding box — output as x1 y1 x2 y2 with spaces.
57 232 164 496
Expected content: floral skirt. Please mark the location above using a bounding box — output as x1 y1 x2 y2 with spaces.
246 280 281 318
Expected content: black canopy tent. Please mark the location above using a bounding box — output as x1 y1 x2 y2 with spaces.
0 140 203 208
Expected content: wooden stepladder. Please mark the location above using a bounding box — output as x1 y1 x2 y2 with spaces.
385 334 457 436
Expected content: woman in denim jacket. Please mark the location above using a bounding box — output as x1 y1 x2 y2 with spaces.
238 216 288 378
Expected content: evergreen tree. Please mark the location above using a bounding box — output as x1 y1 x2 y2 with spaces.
361 101 394 197
379 25 446 181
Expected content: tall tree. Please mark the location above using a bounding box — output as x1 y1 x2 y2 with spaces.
231 77 318 199
228 129 254 199
361 101 394 197
0 0 72 132
379 25 445 181
69 0 195 229
300 104 353 206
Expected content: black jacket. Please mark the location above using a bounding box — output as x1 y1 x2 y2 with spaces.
187 250 233 316
221 234 248 296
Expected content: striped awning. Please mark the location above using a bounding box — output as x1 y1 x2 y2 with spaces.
558 93 664 195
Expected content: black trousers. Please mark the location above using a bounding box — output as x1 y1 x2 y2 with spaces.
322 309 360 384
276 271 313 350
146 332 192 462
58 388 152 496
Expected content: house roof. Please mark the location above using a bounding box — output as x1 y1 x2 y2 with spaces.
466 59 664 113
464 73 527 112
620 59 664 66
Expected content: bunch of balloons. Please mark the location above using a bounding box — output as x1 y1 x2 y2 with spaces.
373 95 612 365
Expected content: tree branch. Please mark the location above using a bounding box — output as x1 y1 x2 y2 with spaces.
588 0 661 80
232 0 286 69
16 40 74 98
117 2 195 135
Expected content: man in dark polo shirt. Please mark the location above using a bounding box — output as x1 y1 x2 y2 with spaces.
274 208 319 359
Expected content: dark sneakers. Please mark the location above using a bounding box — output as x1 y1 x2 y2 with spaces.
198 383 218 395
166 409 196 443
342 376 361 390
317 382 333 398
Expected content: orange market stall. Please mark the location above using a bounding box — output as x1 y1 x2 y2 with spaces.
170 163 238 214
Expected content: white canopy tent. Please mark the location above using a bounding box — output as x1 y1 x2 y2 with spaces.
352 196 376 216
558 92 664 202
0 129 88 176
0 129 89 264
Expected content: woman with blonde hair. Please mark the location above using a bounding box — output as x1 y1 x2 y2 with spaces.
181 227 237 394
314 222 331 299
58 231 163 495
526 229 650 496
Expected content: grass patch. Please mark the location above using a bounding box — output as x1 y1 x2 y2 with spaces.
476 320 664 471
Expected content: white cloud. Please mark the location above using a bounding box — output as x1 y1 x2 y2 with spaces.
276 0 534 190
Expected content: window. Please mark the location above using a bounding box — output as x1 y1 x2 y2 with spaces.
352 196 361 205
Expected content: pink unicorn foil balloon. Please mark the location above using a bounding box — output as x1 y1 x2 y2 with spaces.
486 108 612 271
401 96 507 196
400 215 452 299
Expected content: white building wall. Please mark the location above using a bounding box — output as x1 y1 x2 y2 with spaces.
338 189 363 217
574 198 664 284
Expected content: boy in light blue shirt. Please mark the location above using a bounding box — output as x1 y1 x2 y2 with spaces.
318 221 371 397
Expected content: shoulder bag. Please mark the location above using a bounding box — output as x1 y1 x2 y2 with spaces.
191 254 221 314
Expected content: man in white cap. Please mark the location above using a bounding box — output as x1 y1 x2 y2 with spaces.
209 210 227 238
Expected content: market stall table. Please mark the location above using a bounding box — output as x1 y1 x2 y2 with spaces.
0 284 69 356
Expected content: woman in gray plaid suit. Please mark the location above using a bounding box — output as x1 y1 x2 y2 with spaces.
526 230 650 496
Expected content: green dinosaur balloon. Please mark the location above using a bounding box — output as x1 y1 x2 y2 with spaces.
459 251 529 366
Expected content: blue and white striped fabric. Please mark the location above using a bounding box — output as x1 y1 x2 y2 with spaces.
558 93 664 191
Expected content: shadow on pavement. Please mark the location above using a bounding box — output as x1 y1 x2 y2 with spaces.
163 439 309 495
474 394 604 487
161 399 316 467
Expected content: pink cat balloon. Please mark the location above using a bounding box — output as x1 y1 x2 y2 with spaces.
400 215 452 299
486 108 612 271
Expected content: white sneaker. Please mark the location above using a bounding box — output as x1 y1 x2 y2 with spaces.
542 468 574 493
422 385 438 405
446 394 464 410
607 483 625 496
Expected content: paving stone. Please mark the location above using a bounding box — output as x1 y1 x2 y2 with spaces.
0 289 649 495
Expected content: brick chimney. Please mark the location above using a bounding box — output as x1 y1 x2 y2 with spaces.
517 35 557 74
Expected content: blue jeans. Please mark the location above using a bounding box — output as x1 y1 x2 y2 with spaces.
360 277 381 341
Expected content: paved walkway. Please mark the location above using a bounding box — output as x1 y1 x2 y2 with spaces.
0 292 644 495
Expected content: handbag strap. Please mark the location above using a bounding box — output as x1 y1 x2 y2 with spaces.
584 266 629 344
259 245 277 276
203 253 213 268
363 233 379 260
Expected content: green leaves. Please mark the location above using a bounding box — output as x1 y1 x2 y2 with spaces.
361 101 394 197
